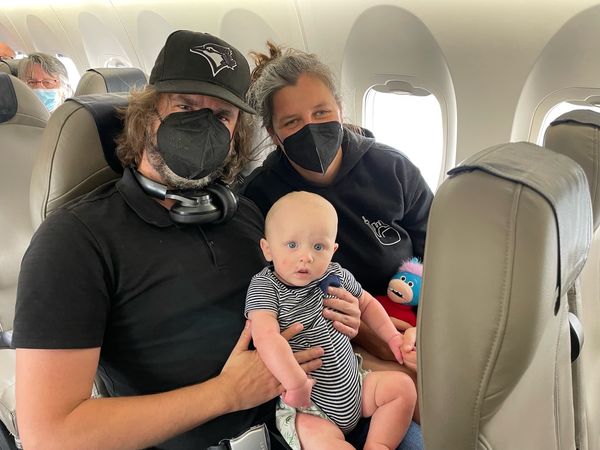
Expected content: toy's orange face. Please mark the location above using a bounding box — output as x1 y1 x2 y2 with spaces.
387 277 413 304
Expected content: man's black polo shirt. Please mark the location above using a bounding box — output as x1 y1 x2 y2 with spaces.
13 168 272 448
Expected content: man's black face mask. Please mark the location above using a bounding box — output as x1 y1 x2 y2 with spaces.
156 108 231 180
280 121 343 174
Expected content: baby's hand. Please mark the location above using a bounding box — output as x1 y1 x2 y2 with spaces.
282 378 315 408
402 347 417 372
401 327 417 372
387 333 405 364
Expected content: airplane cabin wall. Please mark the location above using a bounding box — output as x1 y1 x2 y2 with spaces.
1 0 600 180
513 4 600 144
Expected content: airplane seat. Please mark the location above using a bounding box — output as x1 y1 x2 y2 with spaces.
418 142 592 450
543 110 600 450
0 73 50 449
26 93 127 411
0 60 19 76
73 67 147 96
30 93 126 229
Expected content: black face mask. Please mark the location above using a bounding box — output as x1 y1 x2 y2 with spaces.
280 121 343 174
156 108 231 180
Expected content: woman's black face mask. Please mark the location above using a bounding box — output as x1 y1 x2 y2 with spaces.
156 108 231 180
280 121 343 174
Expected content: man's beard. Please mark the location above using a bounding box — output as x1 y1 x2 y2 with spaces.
145 134 221 190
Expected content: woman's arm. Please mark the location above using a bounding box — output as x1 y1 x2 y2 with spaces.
353 316 413 361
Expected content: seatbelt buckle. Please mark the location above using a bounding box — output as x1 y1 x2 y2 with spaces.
214 423 270 450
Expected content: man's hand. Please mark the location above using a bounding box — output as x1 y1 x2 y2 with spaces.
322 286 361 338
220 322 325 412
219 321 285 411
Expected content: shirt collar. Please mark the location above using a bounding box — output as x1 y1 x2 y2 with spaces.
116 167 174 227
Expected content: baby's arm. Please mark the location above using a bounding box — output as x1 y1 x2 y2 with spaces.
248 309 313 407
359 291 404 364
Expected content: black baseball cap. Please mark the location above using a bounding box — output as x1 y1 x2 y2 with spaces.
149 30 256 114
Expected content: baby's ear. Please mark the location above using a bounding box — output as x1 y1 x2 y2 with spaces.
333 243 339 253
260 238 272 261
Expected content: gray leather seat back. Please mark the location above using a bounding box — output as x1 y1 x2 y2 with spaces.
74 67 147 96
30 93 125 228
418 142 592 450
0 59 20 76
0 74 49 331
0 72 49 444
544 111 600 450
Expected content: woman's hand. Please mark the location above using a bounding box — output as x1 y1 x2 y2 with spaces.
322 286 361 338
390 317 413 332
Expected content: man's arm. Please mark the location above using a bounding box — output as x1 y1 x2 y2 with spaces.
16 322 321 450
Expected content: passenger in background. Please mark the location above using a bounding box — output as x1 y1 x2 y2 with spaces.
17 52 72 112
0 42 15 59
243 42 433 410
13 30 361 450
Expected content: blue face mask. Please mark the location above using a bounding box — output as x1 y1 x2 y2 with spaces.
34 88 62 112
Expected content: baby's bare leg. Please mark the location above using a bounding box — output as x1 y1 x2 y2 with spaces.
361 371 417 450
296 412 354 450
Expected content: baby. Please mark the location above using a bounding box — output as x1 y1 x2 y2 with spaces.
245 191 416 450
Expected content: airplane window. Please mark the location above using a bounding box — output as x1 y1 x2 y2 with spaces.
104 56 131 68
364 88 443 191
537 101 600 145
56 54 81 92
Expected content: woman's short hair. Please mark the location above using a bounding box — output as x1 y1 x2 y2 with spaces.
247 42 342 131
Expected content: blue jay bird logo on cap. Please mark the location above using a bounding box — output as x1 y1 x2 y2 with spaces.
190 43 238 76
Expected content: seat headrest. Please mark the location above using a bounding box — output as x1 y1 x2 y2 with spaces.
448 141 592 298
74 67 148 96
70 94 128 173
543 109 600 232
0 59 19 76
30 93 126 228
0 73 49 125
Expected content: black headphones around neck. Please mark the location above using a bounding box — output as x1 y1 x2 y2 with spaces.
131 168 238 225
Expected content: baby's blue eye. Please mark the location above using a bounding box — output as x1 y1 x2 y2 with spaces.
314 243 324 251
287 242 297 249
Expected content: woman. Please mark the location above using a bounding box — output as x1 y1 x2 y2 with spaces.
242 42 433 404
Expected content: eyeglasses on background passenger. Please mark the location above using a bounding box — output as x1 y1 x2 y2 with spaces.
25 78 59 88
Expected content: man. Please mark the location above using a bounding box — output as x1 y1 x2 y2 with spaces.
0 42 15 59
17 52 72 111
13 30 361 449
